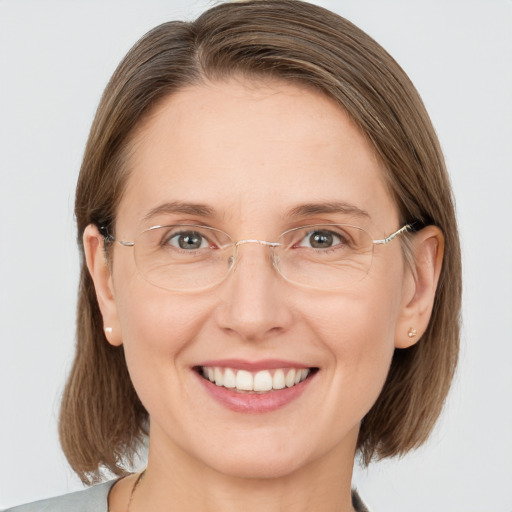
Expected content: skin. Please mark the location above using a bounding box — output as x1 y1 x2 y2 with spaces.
85 78 443 511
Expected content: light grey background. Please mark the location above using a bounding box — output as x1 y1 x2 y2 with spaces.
1 1 511 510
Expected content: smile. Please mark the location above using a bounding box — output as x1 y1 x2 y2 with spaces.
194 360 318 413
198 366 312 393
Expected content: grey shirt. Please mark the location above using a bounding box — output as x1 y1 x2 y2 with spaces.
3 481 369 512
2 481 114 512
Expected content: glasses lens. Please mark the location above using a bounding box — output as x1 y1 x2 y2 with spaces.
131 224 374 291
134 225 233 291
276 224 374 289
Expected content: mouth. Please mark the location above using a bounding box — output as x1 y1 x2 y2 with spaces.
194 365 318 394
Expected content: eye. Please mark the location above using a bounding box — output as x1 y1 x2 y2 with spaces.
298 229 345 249
166 230 210 250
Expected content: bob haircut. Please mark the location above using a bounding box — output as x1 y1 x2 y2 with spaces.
61 0 461 484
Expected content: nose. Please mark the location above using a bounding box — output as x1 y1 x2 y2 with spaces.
215 241 294 342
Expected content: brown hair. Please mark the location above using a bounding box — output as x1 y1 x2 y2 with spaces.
61 0 461 483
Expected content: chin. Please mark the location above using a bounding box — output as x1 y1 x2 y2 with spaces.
208 449 308 480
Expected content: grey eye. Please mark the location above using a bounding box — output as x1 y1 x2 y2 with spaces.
301 230 343 249
168 231 209 250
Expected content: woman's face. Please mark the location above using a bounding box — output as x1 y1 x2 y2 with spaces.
96 78 417 478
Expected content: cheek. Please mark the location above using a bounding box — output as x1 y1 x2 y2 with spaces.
305 277 403 412
111 269 212 399
117 291 210 356
308 275 401 352
112 249 208 349
322 297 397 376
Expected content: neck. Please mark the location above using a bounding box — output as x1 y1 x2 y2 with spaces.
129 427 358 512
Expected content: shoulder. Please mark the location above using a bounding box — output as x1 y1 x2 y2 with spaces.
2 480 117 512
352 489 370 512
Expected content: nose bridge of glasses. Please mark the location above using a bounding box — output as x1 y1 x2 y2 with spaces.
231 239 281 274
235 239 280 248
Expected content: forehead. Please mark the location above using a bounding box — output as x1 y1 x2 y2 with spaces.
118 78 397 234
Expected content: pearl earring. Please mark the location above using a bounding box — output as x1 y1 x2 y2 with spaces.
407 327 417 338
105 327 113 335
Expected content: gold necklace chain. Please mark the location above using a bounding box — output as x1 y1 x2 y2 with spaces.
126 470 146 512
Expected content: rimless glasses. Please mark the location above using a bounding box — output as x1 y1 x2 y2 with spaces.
101 223 413 292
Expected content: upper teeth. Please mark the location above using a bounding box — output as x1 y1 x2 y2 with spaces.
201 367 310 392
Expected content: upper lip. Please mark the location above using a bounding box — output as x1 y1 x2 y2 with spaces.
195 359 314 372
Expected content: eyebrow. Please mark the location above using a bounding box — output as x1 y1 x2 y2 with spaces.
287 201 371 220
141 200 370 224
142 201 216 223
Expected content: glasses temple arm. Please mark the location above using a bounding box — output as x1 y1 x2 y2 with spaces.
372 223 414 245
98 225 135 246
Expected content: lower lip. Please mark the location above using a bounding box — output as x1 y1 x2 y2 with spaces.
195 371 315 413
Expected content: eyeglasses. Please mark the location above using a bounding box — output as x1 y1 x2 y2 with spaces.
102 223 413 292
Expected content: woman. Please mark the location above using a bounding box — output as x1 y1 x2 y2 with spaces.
5 0 461 510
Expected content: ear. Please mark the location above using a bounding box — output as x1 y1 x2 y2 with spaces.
83 224 123 346
395 225 444 349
